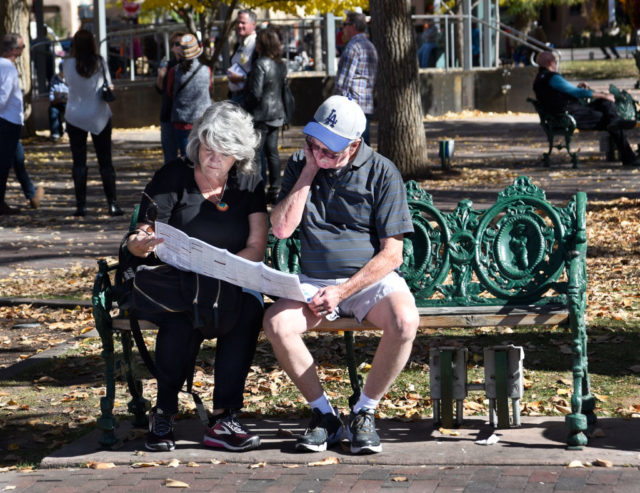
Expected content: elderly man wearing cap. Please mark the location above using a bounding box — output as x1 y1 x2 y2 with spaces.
263 95 418 455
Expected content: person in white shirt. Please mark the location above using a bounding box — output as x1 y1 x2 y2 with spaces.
64 29 123 217
228 9 257 105
0 33 26 215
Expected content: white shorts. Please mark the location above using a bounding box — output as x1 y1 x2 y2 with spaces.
299 271 413 323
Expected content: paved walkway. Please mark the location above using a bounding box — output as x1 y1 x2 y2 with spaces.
1 89 640 490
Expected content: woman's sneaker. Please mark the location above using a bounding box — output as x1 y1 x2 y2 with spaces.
347 408 382 454
145 407 176 451
203 412 261 451
296 407 344 452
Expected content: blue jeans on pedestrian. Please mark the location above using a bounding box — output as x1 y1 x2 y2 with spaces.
13 140 36 200
174 127 190 158
161 121 178 164
0 117 23 205
49 103 66 138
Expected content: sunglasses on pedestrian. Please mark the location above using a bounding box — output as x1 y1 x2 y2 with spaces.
305 136 351 160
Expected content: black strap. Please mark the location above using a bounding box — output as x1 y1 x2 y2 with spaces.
128 314 209 426
100 58 109 85
175 63 205 95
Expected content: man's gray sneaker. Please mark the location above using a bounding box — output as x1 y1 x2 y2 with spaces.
347 408 382 454
296 407 344 452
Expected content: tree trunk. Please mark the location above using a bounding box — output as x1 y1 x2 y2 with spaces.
1 0 33 135
370 0 430 178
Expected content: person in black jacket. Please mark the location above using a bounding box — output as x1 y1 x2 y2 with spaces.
243 27 287 203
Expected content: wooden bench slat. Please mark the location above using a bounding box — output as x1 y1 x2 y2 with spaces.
112 304 568 332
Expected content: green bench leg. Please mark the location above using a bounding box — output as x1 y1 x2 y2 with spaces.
344 331 363 410
566 226 594 449
564 133 578 169
96 319 119 447
92 260 119 447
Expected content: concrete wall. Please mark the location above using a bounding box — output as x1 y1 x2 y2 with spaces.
32 66 538 130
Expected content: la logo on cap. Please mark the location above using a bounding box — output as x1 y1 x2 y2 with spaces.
324 109 338 128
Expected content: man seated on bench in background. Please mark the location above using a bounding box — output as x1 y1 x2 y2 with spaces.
263 95 419 455
534 51 640 167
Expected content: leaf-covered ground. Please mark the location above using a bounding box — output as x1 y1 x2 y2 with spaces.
1 119 639 466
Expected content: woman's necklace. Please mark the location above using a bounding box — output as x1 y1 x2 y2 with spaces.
200 169 229 212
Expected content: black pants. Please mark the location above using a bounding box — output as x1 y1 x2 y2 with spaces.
255 122 282 192
67 120 118 206
155 292 263 414
0 117 22 205
567 99 636 164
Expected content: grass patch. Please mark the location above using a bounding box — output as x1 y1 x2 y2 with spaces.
561 58 638 80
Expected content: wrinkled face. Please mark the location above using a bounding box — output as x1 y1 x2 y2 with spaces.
236 13 256 38
305 136 359 170
198 143 235 176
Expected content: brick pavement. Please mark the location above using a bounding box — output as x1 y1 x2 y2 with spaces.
1 463 639 492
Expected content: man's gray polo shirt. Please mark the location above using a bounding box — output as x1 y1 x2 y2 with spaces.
278 142 414 279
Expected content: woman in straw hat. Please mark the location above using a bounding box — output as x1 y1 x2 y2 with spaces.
168 33 212 157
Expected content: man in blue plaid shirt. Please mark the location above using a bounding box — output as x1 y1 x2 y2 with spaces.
334 12 378 145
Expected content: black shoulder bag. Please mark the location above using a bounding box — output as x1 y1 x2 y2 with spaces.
100 59 116 102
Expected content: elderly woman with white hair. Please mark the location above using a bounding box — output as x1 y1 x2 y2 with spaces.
125 101 267 453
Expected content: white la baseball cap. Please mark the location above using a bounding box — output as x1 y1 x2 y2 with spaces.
303 95 366 152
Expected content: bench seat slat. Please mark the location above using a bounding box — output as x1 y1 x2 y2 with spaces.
112 304 568 332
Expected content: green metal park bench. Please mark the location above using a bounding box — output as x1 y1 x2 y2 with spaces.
528 84 639 168
92 176 592 450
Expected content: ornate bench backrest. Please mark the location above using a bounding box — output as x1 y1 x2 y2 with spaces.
267 176 587 308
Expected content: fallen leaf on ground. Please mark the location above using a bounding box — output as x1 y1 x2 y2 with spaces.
165 478 190 488
131 462 160 468
592 458 613 467
392 476 408 482
308 456 339 466
248 462 266 469
167 458 180 468
567 460 585 468
86 461 116 469
439 427 461 436
210 459 226 465
186 462 199 467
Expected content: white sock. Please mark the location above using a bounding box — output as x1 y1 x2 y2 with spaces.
352 393 379 414
308 393 334 415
